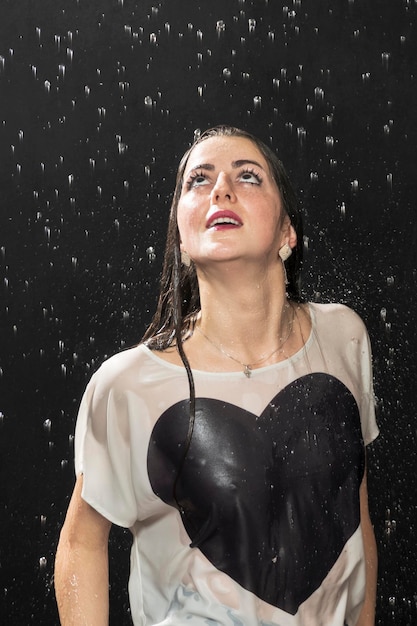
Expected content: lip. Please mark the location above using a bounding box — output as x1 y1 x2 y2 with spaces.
206 210 243 229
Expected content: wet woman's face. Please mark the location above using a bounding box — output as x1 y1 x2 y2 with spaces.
177 136 291 268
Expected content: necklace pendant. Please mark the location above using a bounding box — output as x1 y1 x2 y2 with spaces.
244 365 252 378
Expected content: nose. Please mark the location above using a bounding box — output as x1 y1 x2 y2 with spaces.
211 172 236 203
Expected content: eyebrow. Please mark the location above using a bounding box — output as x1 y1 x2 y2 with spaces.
186 158 266 175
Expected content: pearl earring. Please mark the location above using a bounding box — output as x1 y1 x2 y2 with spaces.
278 243 292 287
279 243 292 262
181 250 191 267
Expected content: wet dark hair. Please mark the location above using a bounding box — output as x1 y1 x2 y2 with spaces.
141 125 304 513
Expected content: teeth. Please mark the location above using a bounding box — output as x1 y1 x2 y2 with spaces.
209 217 240 227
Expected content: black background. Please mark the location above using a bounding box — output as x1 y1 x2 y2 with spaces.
0 1 416 624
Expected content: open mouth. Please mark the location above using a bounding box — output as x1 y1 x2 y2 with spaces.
208 217 241 228
206 211 243 229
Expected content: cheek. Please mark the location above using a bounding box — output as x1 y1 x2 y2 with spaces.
177 200 200 246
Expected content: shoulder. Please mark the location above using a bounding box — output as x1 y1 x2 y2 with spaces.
88 344 148 395
308 302 369 338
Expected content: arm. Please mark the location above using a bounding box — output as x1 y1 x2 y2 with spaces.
55 475 112 625
355 467 378 626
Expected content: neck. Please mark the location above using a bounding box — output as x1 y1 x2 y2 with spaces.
195 261 290 362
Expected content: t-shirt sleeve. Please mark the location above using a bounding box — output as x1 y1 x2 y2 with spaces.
74 360 138 528
350 311 379 447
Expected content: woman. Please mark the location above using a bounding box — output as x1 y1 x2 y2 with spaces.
55 126 378 625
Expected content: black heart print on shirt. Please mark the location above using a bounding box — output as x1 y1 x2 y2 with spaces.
147 373 365 615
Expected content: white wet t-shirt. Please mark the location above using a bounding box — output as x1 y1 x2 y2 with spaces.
75 303 379 626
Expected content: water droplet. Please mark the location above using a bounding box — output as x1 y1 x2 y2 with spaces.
39 557 47 570
380 307 387 322
144 95 153 107
43 419 52 432
314 87 325 101
222 68 231 79
253 95 262 109
216 20 226 34
381 52 391 70
248 19 256 32
146 246 156 263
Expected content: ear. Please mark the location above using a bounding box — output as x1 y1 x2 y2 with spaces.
281 220 297 251
287 224 297 251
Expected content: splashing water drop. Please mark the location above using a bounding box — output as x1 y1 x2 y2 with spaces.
146 246 156 263
381 52 391 70
314 87 325 101
253 95 262 109
216 20 226 35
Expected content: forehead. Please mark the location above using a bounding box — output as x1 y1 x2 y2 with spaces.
185 135 269 171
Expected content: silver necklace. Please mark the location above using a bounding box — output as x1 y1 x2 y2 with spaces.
195 305 295 378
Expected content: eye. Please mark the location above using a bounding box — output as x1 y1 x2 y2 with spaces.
186 170 210 189
239 169 262 185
